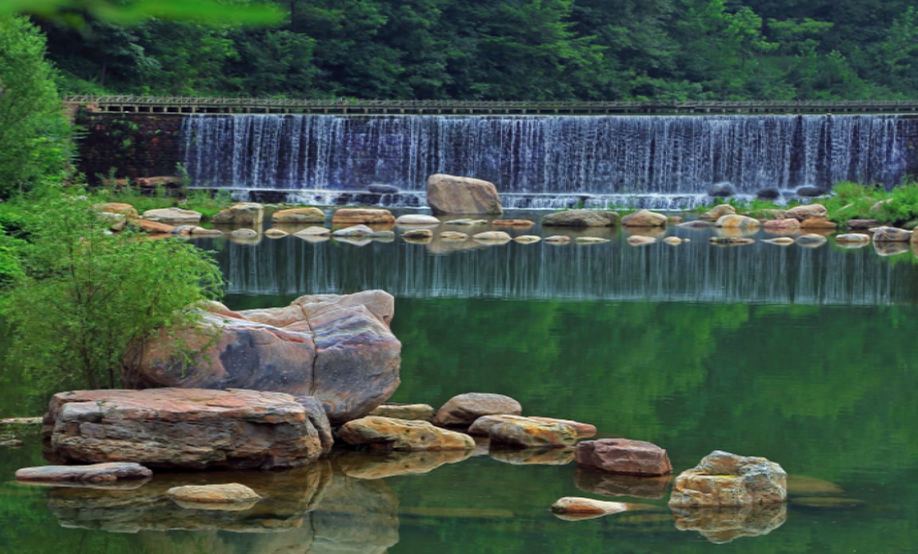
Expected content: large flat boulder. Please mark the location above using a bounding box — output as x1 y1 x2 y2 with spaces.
42 389 326 469
212 203 264 226
272 207 326 224
16 463 152 485
123 290 401 425
332 208 395 226
427 174 503 215
142 208 202 226
340 416 475 451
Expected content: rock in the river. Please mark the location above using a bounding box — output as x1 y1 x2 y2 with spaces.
786 475 845 497
427 174 503 215
528 416 596 438
836 233 870 245
576 236 610 244
230 228 258 238
514 235 541 244
212 203 264 226
332 224 375 237
543 210 619 227
368 184 400 194
332 208 395 226
551 497 630 517
433 393 522 427
785 204 827 221
473 231 512 242
445 218 488 226
622 210 667 227
295 226 331 237
627 235 656 246
796 234 827 247
123 291 400 425
710 237 755 246
575 438 672 476
763 219 800 233
43 389 326 469
756 188 781 200
764 237 795 245
142 208 202 226
401 228 434 239
370 403 435 421
272 207 326 224
340 416 475 451
707 183 736 197
492 219 535 227
439 231 468 241
264 228 288 238
672 504 787 544
699 204 736 221
395 214 440 225
190 226 222 236
488 419 577 449
544 235 572 244
668 450 787 508
470 415 594 438
800 217 836 230
796 186 828 197
871 226 913 242
715 215 761 230
16 463 152 484
847 219 880 230
166 484 261 507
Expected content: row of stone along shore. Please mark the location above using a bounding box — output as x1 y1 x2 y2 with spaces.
92 173 918 253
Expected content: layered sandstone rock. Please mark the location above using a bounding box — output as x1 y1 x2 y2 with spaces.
340 416 475 451
468 414 595 438
123 290 400 425
16 463 152 485
543 210 619 227
332 208 395 225
575 438 672 476
622 210 667 227
433 393 522 427
488 419 577 449
370 403 435 421
668 450 787 508
785 204 828 221
871 226 913 242
42 389 326 469
427 174 503 215
166 484 261 507
272 207 326 224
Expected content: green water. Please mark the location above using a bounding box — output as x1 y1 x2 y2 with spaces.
3 217 918 553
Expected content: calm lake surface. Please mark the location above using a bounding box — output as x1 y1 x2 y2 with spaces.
3 211 918 553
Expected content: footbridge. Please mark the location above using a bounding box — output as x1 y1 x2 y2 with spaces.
65 95 918 116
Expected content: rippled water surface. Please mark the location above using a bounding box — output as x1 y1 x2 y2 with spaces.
3 212 918 553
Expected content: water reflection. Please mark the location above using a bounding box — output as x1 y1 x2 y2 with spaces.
671 504 787 544
574 469 671 500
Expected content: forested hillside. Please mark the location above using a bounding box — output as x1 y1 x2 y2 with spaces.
37 0 918 100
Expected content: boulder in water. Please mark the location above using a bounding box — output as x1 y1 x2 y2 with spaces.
800 217 836 230
332 224 375 237
368 184 400 194
123 290 400 425
439 231 468 241
847 218 880 230
295 226 331 236
622 210 667 227
264 228 288 238
543 210 618 227
663 236 683 245
627 235 657 246
707 183 736 197
715 215 761 230
272 207 326 223
492 218 535 227
796 234 828 247
669 450 787 508
402 228 433 239
42 388 327 469
699 204 736 221
835 234 870 247
395 214 440 225
166 484 261 507
680 220 713 229
332 208 395 225
230 228 258 238
16 463 152 485
785 204 827 221
427 174 503 215
340 416 475 451
576 236 610 244
764 237 795 245
433 393 522 427
142 208 202 226
488 419 577 449
710 237 755 246
514 235 541 244
212 203 264 226
763 219 799 233
575 438 672 476
871 226 912 242
544 235 572 244
551 497 630 517
473 231 512 242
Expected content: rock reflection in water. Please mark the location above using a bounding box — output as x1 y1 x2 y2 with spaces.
574 468 671 499
671 504 787 544
46 460 399 554
489 447 575 466
336 449 472 479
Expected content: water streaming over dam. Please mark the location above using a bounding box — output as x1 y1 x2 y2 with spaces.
182 114 915 209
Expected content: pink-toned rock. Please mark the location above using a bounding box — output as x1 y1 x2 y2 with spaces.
427 174 503 215
575 438 673 476
122 290 401 425
433 393 521 427
763 219 800 233
847 219 880 230
799 217 836 230
42 389 325 469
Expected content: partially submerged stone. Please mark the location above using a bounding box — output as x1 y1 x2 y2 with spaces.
340 416 475 451
433 393 522 427
871 226 912 242
212 202 264 226
332 224 376 237
427 174 503 215
627 235 656 246
230 228 258 238
622 210 667 227
395 214 440 225
543 210 618 227
370 403 436 421
43 389 326 469
492 219 535 227
272 207 326 224
166 483 261 508
663 236 683 245
699 204 736 221
786 475 844 497
402 228 433 239
473 231 512 242
190 226 222 236
295 226 331 236
668 450 787 508
445 218 488 226
764 237 795 245
544 235 572 244
265 228 288 238
576 236 610 244
439 231 469 241
763 218 800 233
16 463 152 484
332 208 395 225
710 237 755 246
551 497 629 516
715 215 761 230
575 438 672 476
142 207 202 226
836 233 870 245
514 235 541 244
488 419 577 449
796 234 828 247
680 220 713 229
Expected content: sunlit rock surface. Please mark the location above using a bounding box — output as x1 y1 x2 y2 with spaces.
668 451 787 508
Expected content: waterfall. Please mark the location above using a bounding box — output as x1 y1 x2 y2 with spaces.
182 114 914 208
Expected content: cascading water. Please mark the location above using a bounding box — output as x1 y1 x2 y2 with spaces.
182 114 914 209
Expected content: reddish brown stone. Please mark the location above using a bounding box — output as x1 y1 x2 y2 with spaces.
575 438 673 476
132 219 175 234
331 209 395 226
